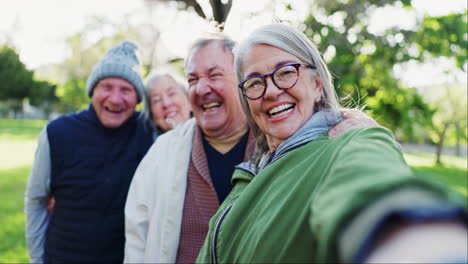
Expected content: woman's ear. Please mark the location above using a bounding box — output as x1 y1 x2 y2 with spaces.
314 77 324 95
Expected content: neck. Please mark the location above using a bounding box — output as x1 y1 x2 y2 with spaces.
204 125 248 154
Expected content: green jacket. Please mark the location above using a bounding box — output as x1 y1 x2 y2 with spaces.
197 127 465 263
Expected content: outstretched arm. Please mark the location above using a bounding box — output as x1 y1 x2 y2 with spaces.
365 219 467 263
24 127 51 264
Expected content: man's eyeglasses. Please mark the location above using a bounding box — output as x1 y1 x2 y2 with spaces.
238 63 316 100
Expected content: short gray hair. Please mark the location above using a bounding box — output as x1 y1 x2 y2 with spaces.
185 34 236 71
234 23 340 162
141 72 187 133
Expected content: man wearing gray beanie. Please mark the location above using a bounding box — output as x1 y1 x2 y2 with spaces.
24 40 154 263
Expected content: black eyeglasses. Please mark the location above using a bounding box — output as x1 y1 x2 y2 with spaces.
238 63 316 100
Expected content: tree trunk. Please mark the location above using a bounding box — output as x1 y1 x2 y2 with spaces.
209 0 232 28
435 126 448 165
454 123 461 156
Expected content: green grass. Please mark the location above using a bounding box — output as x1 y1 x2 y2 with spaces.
404 153 468 197
0 119 44 262
0 118 466 263
0 119 46 140
0 166 30 263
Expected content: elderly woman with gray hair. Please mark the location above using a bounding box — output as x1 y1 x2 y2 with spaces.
141 72 192 138
196 24 467 263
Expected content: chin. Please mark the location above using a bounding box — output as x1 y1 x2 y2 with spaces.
102 119 126 128
200 120 224 132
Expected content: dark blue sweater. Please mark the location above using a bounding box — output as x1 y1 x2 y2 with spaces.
44 105 153 263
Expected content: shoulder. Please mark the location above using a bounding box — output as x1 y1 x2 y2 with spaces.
171 118 197 137
141 118 196 159
155 118 196 142
47 109 87 129
331 127 400 151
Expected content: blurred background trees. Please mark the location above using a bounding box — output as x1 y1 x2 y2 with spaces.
302 0 465 138
0 46 56 118
0 0 466 163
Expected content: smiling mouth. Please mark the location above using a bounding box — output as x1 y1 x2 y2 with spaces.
105 106 124 113
267 103 295 118
165 111 178 118
201 102 222 111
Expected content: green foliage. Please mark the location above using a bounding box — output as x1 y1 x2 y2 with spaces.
413 13 468 69
302 1 466 140
0 46 58 116
0 46 34 101
55 78 88 112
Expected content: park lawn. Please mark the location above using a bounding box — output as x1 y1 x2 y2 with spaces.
0 119 44 262
0 118 466 263
405 152 468 198
0 166 30 263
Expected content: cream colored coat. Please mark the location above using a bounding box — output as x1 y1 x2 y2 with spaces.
124 118 196 263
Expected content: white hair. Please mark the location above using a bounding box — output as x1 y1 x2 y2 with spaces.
234 23 340 163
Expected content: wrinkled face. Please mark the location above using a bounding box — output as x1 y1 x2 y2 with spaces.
186 42 247 138
149 76 191 132
242 44 322 150
91 77 138 128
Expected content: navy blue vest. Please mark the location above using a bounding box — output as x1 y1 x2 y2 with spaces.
44 105 153 263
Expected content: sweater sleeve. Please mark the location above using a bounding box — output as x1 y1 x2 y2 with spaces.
308 127 464 263
24 127 51 264
124 143 157 263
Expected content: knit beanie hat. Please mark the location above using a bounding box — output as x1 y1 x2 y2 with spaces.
86 40 144 102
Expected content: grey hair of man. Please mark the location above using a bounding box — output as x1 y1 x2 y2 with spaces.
233 23 340 163
141 72 188 133
184 34 236 72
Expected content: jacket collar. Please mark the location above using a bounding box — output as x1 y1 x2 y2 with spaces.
236 111 342 175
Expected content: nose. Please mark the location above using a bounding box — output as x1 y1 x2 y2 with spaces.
108 90 124 104
263 76 282 100
161 96 173 108
194 78 212 96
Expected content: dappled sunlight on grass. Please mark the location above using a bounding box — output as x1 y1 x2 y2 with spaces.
411 164 468 198
0 119 46 141
407 152 468 201
404 152 467 169
0 140 37 170
0 118 43 170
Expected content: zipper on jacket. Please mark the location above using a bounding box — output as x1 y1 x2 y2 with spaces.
211 202 235 264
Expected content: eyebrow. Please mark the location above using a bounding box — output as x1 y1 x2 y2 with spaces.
208 65 224 74
244 60 298 79
187 65 223 78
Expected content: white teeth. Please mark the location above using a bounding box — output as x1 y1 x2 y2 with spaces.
166 112 177 118
165 118 176 127
268 104 294 115
107 107 123 112
271 108 293 117
202 102 221 109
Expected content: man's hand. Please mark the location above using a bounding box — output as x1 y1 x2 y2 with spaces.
47 196 55 215
329 109 380 139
